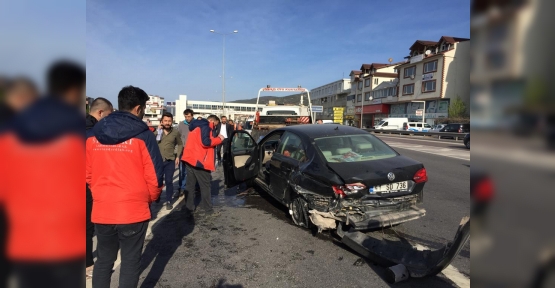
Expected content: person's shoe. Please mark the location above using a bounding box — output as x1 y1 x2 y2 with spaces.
165 201 173 210
173 191 181 199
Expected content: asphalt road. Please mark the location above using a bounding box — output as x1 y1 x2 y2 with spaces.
105 136 469 288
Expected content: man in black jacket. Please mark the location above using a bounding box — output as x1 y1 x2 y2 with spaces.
85 97 113 279
215 116 233 167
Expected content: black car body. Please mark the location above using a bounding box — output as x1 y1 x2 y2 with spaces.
440 123 470 133
224 125 428 232
464 133 470 149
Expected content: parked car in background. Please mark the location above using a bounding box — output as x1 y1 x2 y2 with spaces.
407 122 432 132
224 125 428 234
464 133 470 149
429 124 446 133
438 123 470 139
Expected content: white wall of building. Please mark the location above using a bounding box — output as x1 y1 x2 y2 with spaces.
175 94 188 123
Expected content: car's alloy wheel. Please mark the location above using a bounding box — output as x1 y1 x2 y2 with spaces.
465 140 470 149
290 197 309 228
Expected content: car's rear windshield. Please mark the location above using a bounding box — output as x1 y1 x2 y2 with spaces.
314 134 397 163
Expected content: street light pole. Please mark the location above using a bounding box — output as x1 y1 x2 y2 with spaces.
210 29 238 118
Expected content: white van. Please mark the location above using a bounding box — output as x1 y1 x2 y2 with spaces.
373 118 409 130
407 122 432 132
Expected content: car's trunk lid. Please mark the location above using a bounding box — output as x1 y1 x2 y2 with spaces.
326 155 423 197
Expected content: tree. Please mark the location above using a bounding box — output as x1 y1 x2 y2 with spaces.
448 96 467 118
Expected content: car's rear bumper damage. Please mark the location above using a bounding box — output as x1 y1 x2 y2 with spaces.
294 185 426 232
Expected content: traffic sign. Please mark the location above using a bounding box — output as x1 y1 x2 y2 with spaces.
310 106 323 113
416 109 423 116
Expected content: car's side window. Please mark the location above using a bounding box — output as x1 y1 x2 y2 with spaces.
383 122 388 126
276 132 305 161
231 132 256 153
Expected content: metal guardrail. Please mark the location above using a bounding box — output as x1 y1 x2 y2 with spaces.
363 129 467 141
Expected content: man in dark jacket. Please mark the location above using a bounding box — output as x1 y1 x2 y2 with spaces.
87 86 163 288
85 97 113 279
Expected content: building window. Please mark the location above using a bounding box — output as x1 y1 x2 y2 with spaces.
374 78 378 85
192 104 199 109
365 79 370 87
364 92 371 101
402 84 414 95
423 60 438 73
198 104 205 109
211 105 217 110
404 66 416 78
358 82 363 89
357 94 362 102
422 80 436 93
241 106 247 111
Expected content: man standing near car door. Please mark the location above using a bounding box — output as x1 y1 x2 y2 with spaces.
215 116 233 166
155 112 183 210
176 109 194 198
85 97 113 279
182 115 224 217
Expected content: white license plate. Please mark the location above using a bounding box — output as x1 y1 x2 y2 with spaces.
370 181 408 194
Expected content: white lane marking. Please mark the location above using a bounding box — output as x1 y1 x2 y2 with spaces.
377 135 463 146
414 244 470 288
384 141 470 161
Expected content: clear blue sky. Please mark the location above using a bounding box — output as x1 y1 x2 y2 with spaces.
87 0 470 105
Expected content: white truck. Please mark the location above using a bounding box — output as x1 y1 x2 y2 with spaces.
251 87 314 140
373 117 409 131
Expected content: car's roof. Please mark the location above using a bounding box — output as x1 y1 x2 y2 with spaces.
278 124 368 139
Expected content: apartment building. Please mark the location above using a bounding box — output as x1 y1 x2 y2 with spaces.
310 79 351 123
394 36 470 124
143 95 165 126
348 63 399 127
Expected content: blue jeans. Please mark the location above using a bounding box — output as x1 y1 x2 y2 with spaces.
163 160 176 202
178 161 187 191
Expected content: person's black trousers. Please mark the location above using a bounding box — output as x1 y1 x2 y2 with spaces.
93 221 148 288
216 139 229 162
185 163 212 213
86 184 95 268
162 160 176 202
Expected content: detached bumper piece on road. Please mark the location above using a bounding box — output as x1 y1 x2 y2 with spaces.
341 216 470 284
346 206 426 231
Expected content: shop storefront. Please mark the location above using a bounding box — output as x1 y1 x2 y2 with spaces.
389 99 449 124
355 104 390 128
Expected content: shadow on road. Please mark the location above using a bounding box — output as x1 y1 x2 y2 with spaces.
214 279 244 288
139 199 195 288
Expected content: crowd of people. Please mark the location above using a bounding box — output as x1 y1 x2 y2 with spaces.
85 86 249 287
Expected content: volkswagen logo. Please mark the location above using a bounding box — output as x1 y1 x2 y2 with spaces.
387 172 395 181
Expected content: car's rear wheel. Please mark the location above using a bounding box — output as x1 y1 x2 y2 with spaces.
290 196 310 228
465 139 470 149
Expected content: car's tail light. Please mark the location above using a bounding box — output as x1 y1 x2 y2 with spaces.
333 183 367 198
332 185 346 198
474 178 494 202
413 168 428 183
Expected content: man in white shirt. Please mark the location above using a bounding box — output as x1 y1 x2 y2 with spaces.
215 116 233 166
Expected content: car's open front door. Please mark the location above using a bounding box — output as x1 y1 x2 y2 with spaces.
224 131 260 188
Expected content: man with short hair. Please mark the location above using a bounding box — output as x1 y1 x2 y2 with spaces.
177 109 194 197
85 97 113 279
155 112 183 210
1 60 86 288
182 115 224 217
86 85 163 288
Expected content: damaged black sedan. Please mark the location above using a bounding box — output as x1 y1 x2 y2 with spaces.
224 125 427 233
